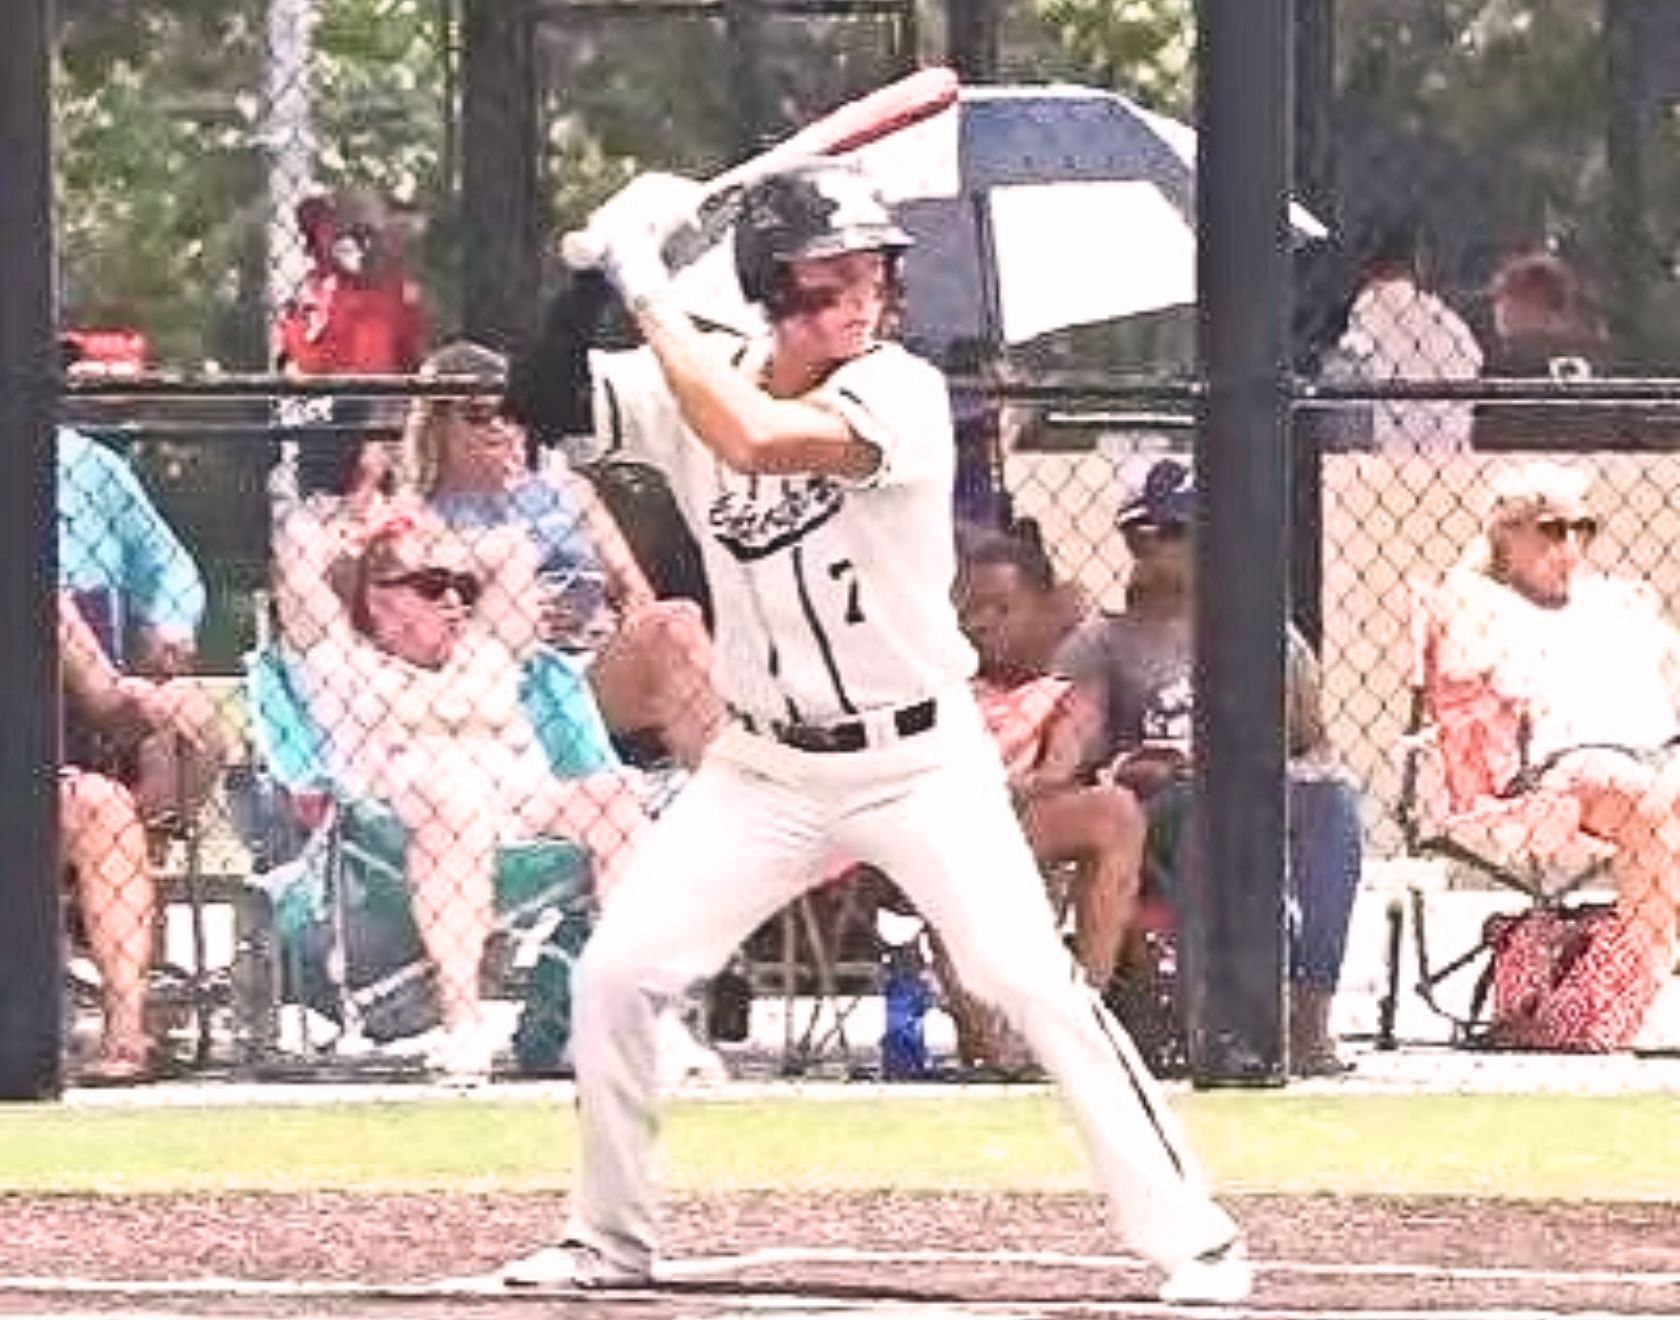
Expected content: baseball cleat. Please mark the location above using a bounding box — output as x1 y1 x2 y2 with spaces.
1157 1237 1253 1305
500 1240 652 1290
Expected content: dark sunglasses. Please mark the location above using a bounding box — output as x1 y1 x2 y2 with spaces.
1532 515 1598 545
453 399 502 427
373 566 482 608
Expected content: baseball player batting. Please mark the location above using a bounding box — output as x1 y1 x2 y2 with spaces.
497 156 1251 1306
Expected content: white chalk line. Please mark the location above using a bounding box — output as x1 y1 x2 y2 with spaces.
657 1246 1680 1290
0 1244 1675 1320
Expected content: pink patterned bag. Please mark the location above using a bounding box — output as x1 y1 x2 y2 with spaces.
1484 904 1666 1051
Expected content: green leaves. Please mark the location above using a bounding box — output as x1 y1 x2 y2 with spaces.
1032 0 1192 116
58 2 266 365
56 0 443 369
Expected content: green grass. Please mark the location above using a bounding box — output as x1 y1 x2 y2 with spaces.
6 1091 1679 1199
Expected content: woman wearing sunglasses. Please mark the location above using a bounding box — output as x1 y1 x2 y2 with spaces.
279 514 651 1076
403 341 723 769
1433 459 1680 1048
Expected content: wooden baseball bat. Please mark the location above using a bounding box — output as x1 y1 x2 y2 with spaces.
560 66 959 271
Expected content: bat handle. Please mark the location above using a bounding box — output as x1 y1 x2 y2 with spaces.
560 203 730 276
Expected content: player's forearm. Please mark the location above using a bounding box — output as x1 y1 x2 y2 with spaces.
634 303 781 471
634 303 871 478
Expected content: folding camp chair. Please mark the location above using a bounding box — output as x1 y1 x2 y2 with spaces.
732 865 884 1075
238 636 602 1069
1388 578 1616 1046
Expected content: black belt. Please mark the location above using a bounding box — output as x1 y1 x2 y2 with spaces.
734 699 938 754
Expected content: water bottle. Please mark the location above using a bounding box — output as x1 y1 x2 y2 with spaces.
880 938 930 1080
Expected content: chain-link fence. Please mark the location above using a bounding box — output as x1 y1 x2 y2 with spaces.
44 1 1680 1085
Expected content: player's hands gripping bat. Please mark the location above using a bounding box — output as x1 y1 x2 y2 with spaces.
561 65 959 276
581 173 709 309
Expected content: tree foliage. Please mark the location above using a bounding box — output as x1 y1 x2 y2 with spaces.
1027 0 1608 247
1028 0 1680 358
57 1 268 365
57 0 447 369
1030 0 1191 115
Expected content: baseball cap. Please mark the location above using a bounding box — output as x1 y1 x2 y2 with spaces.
1116 458 1196 532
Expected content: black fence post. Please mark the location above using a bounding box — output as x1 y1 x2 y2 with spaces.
1606 0 1654 370
945 0 998 82
0 0 63 1101
1187 0 1291 1087
461 0 542 351
724 0 777 152
1290 0 1334 652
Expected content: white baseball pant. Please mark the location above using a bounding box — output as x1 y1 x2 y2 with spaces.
563 688 1238 1274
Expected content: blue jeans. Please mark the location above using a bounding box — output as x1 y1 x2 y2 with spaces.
1144 771 1364 990
1285 773 1363 990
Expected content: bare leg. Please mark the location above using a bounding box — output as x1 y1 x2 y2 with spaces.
388 763 498 1030
130 678 226 829
927 928 1007 1067
61 770 155 1065
589 601 723 768
1017 783 1145 988
386 747 650 1058
1557 750 1680 949
512 769 651 904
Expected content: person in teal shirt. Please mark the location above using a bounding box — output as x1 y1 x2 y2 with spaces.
58 425 206 675
58 425 217 824
57 426 218 1083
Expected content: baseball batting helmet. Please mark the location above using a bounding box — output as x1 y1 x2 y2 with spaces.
734 159 912 307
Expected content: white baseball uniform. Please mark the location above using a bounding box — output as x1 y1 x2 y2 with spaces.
562 331 1239 1276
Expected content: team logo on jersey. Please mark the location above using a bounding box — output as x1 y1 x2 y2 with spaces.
709 475 844 561
1141 675 1194 747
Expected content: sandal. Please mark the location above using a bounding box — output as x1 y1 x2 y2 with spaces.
75 1040 168 1088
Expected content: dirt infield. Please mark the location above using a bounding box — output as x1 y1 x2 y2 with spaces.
1 1191 1678 1317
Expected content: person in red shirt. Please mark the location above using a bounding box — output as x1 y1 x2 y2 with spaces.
275 191 431 517
276 191 429 376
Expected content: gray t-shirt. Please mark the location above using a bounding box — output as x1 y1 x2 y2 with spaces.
1056 610 1321 762
1056 611 1193 759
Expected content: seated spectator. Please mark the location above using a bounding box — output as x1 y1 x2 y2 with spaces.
59 594 217 1084
274 512 652 1076
1327 218 1483 452
1471 249 1620 451
57 425 224 1083
961 531 1145 988
939 531 1147 1072
275 189 429 377
58 424 219 820
1056 459 1365 1076
402 340 723 768
1431 460 1680 1049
